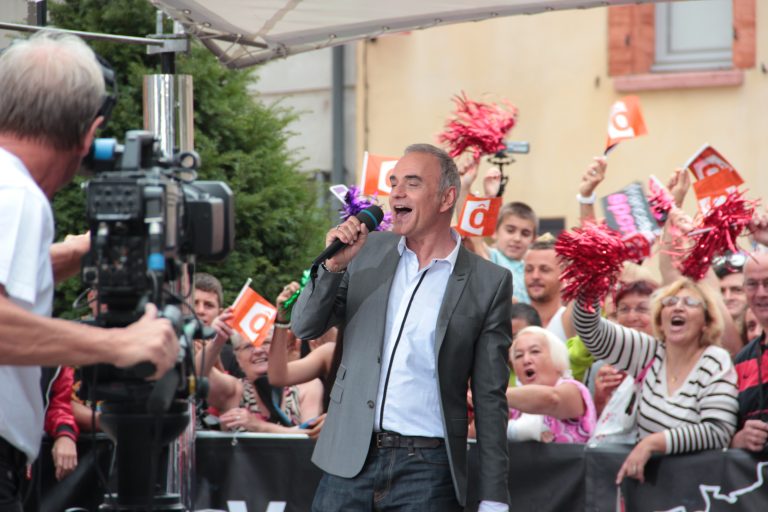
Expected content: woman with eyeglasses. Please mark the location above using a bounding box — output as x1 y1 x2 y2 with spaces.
573 278 739 484
198 328 324 436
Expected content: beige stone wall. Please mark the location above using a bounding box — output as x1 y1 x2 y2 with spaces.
354 4 768 231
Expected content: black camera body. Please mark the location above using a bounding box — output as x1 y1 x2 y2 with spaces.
82 130 233 324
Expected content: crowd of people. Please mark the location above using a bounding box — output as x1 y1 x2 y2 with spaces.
1 29 767 512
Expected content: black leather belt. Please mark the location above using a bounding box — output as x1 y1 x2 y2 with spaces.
0 436 26 469
372 432 444 449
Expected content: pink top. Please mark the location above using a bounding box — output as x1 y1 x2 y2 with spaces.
509 377 597 443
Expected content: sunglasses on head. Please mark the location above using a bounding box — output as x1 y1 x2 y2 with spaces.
712 252 747 272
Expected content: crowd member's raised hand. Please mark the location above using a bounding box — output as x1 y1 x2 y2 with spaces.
456 157 480 227
579 157 607 198
277 282 301 321
749 209 768 246
483 166 502 197
666 206 695 235
458 157 479 191
666 168 691 208
268 282 301 387
211 307 235 344
578 157 607 224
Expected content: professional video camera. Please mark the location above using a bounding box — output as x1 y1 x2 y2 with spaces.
79 130 234 511
81 129 233 399
83 130 233 324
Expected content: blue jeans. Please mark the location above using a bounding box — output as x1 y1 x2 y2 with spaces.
312 444 461 512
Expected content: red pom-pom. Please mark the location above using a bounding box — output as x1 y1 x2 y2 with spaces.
437 92 517 160
678 191 756 281
556 223 653 311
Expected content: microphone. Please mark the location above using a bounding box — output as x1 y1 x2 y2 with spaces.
312 205 384 268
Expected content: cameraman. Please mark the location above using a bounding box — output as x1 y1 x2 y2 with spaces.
0 31 179 511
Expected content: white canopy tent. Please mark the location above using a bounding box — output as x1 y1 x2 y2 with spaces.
151 0 667 68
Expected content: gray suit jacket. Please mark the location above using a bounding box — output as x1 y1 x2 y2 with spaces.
292 231 512 506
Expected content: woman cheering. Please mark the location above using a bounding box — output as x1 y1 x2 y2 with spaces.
573 278 738 484
506 327 596 443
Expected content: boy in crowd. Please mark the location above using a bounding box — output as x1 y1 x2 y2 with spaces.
456 162 537 304
486 203 538 304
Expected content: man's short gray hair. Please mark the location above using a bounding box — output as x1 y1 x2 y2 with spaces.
404 143 461 213
0 31 105 151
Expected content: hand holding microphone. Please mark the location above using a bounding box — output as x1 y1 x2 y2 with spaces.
314 205 384 273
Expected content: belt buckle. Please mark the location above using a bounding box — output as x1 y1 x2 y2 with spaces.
376 432 395 448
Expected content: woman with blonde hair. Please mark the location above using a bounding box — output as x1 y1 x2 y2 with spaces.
573 277 738 484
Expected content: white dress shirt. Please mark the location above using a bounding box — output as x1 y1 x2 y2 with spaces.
373 231 460 436
372 230 509 512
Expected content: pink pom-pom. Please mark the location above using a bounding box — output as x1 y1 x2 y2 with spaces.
647 175 675 226
556 223 653 311
437 92 517 160
678 191 756 281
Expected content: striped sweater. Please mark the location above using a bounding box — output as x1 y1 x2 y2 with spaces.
574 302 739 454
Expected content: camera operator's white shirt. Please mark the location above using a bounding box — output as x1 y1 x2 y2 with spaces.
0 147 54 462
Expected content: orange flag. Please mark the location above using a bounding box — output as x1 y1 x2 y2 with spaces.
456 195 502 237
360 152 399 196
685 145 744 213
685 144 744 181
229 287 277 346
605 96 648 153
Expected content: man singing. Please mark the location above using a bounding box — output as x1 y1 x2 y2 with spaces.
292 144 512 511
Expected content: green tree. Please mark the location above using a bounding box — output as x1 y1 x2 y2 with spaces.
50 0 326 317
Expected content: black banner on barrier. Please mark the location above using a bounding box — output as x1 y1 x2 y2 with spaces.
611 450 767 512
586 445 768 512
194 434 322 512
465 442 586 511
28 435 768 511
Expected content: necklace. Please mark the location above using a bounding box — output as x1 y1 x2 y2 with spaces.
667 347 704 385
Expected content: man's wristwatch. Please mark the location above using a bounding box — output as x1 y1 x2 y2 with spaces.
321 261 345 274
